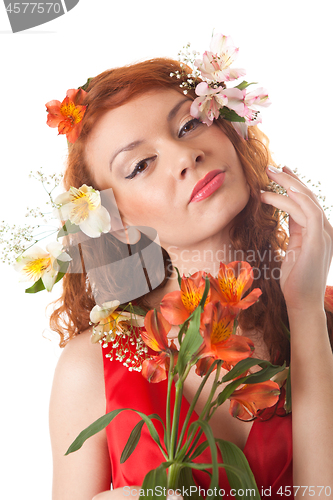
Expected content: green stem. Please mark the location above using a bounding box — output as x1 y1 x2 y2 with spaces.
175 359 218 456
167 463 181 490
166 353 175 453
184 362 222 461
169 377 183 460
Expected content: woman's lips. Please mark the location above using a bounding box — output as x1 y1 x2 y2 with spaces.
189 169 226 203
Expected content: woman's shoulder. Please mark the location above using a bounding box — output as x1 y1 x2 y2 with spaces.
49 328 106 446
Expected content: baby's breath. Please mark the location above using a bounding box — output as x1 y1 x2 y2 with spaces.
0 168 64 264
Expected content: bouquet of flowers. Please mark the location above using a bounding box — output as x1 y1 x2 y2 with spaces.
66 261 289 499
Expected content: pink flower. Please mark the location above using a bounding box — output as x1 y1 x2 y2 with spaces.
190 83 244 127
243 87 271 125
195 34 246 83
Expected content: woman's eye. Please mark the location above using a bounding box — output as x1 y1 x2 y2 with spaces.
179 118 200 137
125 157 155 179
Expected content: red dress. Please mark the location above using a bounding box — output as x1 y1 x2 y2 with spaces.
102 348 293 499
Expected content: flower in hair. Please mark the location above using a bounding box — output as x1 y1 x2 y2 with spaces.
45 88 87 143
194 34 246 83
54 184 111 238
190 82 245 126
176 33 271 138
14 241 71 292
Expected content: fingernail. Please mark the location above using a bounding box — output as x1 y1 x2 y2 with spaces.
267 165 280 174
289 186 300 192
260 189 266 194
283 165 293 173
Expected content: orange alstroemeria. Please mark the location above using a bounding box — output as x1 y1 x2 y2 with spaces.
229 380 280 421
141 309 178 383
160 271 212 325
324 285 333 313
210 261 262 314
46 88 87 143
196 302 254 375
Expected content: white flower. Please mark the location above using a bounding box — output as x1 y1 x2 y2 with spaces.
90 301 145 343
54 184 111 238
13 241 71 291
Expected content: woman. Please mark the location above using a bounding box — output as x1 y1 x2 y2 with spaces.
48 56 333 500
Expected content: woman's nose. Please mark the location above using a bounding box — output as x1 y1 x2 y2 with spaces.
167 143 205 179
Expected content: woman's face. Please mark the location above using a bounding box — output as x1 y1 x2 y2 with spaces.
85 89 250 250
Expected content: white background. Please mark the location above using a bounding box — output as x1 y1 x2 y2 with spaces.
0 1 332 499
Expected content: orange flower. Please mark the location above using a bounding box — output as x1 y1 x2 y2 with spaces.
141 310 178 383
324 286 333 313
46 88 87 143
196 302 254 375
160 271 212 325
229 380 280 421
210 261 262 314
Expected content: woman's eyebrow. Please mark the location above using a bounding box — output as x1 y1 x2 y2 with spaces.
109 98 189 170
167 98 190 122
110 140 144 170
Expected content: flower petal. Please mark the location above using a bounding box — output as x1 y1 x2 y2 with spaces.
160 290 191 325
79 206 111 238
142 310 171 351
142 353 168 383
229 381 280 420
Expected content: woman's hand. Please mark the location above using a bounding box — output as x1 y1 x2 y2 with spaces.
261 165 333 312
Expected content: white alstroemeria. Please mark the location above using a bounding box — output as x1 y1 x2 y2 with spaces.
90 300 145 343
54 184 111 238
190 82 244 127
195 34 246 83
13 241 71 291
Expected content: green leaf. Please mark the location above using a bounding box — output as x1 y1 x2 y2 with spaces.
66 409 166 458
219 108 245 122
25 277 45 294
222 359 286 383
178 467 204 499
217 439 260 500
120 413 166 463
234 80 257 90
198 276 210 309
188 420 219 495
141 464 168 498
217 361 285 406
120 419 145 463
57 220 81 238
65 409 124 455
177 307 203 376
175 266 182 288
188 440 210 460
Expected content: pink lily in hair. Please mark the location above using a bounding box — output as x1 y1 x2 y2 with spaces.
190 83 244 127
195 34 246 83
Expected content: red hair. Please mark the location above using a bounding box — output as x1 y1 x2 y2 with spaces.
49 58 333 365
